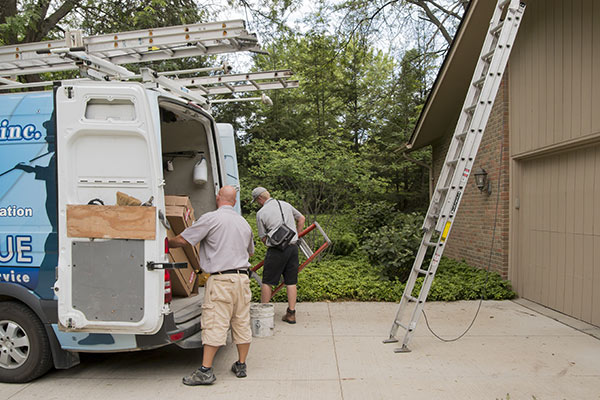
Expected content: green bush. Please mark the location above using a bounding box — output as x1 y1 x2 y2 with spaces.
354 201 400 239
361 212 424 280
249 256 516 302
331 232 359 256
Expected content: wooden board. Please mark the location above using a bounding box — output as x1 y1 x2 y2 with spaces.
67 205 156 240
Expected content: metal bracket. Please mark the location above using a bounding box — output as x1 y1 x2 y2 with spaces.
146 261 187 270
141 67 208 105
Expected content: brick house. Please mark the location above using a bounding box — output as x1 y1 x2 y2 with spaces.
407 0 600 327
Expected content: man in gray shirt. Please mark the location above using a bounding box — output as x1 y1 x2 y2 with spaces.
252 187 305 324
169 185 254 385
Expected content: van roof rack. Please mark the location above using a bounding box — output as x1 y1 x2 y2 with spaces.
0 20 298 106
0 20 262 77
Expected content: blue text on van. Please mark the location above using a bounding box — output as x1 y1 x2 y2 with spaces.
0 119 42 141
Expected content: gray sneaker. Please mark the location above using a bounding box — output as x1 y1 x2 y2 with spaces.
231 361 247 378
182 367 216 386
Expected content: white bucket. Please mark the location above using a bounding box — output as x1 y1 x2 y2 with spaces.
250 303 274 337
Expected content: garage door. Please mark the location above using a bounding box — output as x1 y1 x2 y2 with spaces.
514 145 600 327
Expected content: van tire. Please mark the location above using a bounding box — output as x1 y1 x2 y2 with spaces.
0 302 53 383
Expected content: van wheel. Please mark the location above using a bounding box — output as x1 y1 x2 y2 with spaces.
0 302 52 383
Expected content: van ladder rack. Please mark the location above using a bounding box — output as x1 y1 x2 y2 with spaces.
0 20 299 107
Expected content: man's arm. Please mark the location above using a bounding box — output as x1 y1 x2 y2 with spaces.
296 215 306 234
168 234 190 249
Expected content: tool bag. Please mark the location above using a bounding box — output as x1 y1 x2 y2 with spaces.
268 200 295 250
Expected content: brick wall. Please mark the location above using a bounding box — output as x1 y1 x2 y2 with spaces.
431 73 510 277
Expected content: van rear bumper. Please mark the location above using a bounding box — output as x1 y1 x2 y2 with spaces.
134 311 202 350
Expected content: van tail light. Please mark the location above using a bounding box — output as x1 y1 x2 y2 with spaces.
164 237 169 254
164 270 172 304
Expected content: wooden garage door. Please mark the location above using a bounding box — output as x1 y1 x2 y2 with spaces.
515 145 600 326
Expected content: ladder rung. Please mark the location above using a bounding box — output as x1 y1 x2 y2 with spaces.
415 268 430 275
423 240 437 247
404 294 419 303
498 0 510 9
482 49 495 61
473 76 486 87
490 22 504 36
394 321 408 331
456 130 469 139
438 186 449 193
464 104 476 114
446 158 459 166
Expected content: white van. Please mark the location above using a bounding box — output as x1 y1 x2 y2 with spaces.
0 81 240 382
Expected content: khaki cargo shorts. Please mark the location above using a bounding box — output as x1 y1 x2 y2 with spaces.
201 273 252 347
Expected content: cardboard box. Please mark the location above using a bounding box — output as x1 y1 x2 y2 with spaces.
165 195 195 225
167 229 197 297
165 195 201 270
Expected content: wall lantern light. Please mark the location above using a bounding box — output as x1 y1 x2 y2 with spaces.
474 167 492 195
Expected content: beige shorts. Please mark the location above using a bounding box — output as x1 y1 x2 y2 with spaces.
201 273 252 347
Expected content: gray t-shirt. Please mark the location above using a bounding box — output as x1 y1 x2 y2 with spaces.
256 198 304 247
181 205 254 273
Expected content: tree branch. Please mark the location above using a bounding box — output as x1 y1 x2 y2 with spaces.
407 0 453 45
24 0 51 42
425 0 462 20
0 0 17 24
39 0 81 40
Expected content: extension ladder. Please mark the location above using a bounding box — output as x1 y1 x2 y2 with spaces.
384 0 526 352
0 21 298 106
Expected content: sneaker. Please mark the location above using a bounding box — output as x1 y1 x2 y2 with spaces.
231 361 247 378
182 367 216 386
282 308 296 324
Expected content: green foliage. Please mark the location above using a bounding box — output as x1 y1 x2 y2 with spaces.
249 256 515 302
0 0 205 46
240 137 379 217
331 232 359 256
361 212 424 281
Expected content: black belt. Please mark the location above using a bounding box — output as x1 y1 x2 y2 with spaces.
214 269 249 275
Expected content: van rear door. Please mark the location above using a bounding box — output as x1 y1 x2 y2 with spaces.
54 81 165 334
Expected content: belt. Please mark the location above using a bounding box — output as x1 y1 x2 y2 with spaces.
213 269 249 275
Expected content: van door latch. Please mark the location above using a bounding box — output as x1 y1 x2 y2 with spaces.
146 262 187 271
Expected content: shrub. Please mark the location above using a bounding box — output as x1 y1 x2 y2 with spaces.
249 256 516 302
361 212 424 280
331 232 359 256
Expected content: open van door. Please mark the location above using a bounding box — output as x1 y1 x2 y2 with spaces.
54 81 166 334
216 123 241 214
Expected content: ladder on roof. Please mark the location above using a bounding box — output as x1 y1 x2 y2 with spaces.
384 0 526 353
0 20 261 77
0 20 299 106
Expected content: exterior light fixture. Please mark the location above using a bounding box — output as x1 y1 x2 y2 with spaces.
474 167 492 195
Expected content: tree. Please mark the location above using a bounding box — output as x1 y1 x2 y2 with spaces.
0 0 205 46
333 0 467 58
241 137 380 221
363 48 434 211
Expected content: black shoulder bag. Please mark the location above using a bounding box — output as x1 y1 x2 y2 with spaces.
268 200 295 250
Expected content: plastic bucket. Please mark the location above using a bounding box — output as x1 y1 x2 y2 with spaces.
250 303 274 337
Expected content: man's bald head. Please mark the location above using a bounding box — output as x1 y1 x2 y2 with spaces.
216 185 237 207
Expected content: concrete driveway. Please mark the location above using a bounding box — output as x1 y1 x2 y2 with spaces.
1 300 599 400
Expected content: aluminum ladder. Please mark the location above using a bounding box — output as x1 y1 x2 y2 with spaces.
384 0 526 353
0 20 298 106
0 20 262 77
